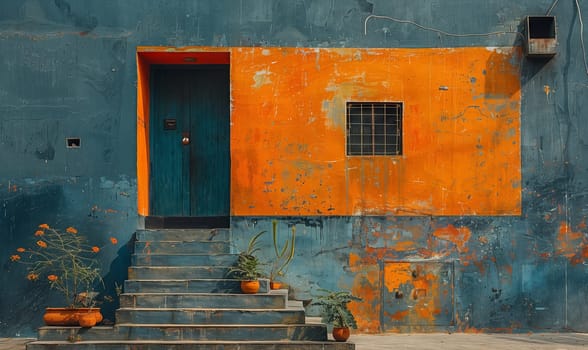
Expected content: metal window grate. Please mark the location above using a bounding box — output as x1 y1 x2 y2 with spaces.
346 102 403 156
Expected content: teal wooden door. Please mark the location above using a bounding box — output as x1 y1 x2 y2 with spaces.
150 65 230 220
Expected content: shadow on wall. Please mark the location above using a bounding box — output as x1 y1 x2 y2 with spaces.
0 181 64 336
484 49 523 99
96 235 133 325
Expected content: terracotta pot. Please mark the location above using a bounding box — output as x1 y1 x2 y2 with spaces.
77 313 97 328
270 281 283 290
43 308 102 327
332 327 350 342
240 280 260 294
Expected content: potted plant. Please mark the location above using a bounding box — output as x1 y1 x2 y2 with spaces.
312 289 362 342
228 231 265 294
10 224 119 327
268 221 295 290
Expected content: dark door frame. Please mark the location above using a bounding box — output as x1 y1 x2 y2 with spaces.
136 49 231 228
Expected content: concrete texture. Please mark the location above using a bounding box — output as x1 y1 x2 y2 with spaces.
4 333 588 350
2 0 588 336
351 333 588 349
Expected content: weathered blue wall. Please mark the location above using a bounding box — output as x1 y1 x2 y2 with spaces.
1 0 588 336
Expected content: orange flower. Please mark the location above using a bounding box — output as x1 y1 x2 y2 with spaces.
10 255 20 262
36 240 47 248
16 247 25 252
91 246 100 253
47 275 58 282
38 224 50 229
34 230 44 236
66 227 78 234
27 273 39 281
110 237 118 245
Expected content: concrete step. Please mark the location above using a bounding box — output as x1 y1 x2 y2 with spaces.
119 292 286 309
27 340 354 350
37 324 327 341
134 241 231 254
132 253 237 266
128 266 231 280
136 229 230 242
124 279 269 294
115 307 306 325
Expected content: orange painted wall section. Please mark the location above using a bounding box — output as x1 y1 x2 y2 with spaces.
136 54 150 216
230 47 521 216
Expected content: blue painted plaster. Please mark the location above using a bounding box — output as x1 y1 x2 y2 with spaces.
1 0 588 336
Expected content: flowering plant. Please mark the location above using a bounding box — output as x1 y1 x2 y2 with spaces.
10 224 118 308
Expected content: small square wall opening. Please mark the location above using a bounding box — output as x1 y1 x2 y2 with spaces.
525 16 557 57
66 137 81 148
528 16 555 39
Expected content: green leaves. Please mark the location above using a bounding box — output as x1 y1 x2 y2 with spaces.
313 289 362 328
228 231 266 281
270 221 296 280
229 252 263 280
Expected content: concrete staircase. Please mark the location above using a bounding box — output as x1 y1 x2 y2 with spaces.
26 228 354 349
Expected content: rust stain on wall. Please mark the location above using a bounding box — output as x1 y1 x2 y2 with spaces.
432 225 472 253
348 258 381 333
558 221 587 264
384 262 413 292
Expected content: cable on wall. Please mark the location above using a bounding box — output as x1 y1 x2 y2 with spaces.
363 14 525 42
575 0 588 75
546 0 561 15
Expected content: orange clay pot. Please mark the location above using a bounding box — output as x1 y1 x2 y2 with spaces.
43 308 102 327
77 313 97 328
270 281 283 290
240 280 260 294
332 327 350 342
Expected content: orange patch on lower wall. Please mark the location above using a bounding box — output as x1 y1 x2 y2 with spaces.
415 305 440 320
349 265 382 333
556 222 585 259
390 310 410 321
571 246 588 265
432 225 472 253
384 263 413 292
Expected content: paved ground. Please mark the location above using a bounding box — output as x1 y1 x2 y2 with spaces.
2 333 588 349
352 333 588 349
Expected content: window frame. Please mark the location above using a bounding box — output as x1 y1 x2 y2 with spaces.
345 101 404 157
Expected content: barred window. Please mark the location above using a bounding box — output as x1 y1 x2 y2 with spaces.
346 102 403 156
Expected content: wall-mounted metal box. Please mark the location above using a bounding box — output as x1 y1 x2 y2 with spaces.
525 16 557 57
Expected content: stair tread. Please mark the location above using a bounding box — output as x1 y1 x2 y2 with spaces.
127 278 239 281
30 340 348 344
135 240 230 243
129 265 231 270
133 253 236 256
114 323 322 328
122 292 274 296
39 324 325 329
117 307 302 311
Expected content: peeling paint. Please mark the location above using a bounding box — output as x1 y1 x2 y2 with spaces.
252 69 272 88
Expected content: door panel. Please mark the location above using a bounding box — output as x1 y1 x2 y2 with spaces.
188 68 230 216
150 66 230 218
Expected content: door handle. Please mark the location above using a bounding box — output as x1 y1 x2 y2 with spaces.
182 132 190 145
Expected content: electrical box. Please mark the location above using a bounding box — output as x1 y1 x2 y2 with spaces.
524 16 557 57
